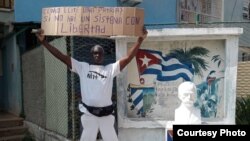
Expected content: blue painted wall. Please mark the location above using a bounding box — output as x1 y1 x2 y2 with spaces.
15 0 118 22
15 0 177 27
138 0 177 26
2 37 22 115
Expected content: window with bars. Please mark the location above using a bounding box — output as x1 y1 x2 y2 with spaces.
179 0 222 23
243 0 250 20
0 0 13 9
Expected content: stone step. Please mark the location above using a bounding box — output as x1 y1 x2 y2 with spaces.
0 118 23 128
0 126 27 137
0 135 25 141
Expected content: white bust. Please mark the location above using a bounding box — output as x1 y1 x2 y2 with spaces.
174 81 201 124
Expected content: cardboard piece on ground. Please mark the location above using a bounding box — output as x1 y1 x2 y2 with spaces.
41 7 144 36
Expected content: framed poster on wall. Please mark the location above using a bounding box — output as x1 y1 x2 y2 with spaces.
126 40 225 120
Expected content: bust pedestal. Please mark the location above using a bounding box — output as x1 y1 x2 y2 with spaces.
165 82 201 141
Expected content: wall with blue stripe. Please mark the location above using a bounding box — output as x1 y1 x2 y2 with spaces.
138 0 177 28
15 0 118 22
15 0 177 28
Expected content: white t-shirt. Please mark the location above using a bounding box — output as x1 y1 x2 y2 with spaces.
71 58 120 109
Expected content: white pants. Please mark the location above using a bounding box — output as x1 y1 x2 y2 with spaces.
80 114 118 141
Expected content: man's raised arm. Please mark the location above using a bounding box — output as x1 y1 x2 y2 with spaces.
119 27 148 71
35 29 72 69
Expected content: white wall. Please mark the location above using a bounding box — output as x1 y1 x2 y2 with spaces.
114 28 242 141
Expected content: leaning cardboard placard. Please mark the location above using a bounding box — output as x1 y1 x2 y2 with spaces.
41 6 144 36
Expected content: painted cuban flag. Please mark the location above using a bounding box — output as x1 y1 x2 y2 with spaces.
128 84 155 116
135 49 194 82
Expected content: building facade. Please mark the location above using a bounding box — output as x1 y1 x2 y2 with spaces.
2 0 245 141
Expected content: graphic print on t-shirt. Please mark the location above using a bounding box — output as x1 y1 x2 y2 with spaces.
87 71 107 80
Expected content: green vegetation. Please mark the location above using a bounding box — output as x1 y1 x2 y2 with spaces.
169 46 209 77
236 96 250 125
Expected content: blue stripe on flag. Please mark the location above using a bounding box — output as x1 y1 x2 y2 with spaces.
133 93 143 106
139 49 194 81
130 89 144 113
157 73 192 81
162 64 193 73
143 69 192 81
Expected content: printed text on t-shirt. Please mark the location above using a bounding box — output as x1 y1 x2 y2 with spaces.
87 71 107 80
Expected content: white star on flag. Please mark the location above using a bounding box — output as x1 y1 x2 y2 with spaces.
136 49 194 81
139 55 151 67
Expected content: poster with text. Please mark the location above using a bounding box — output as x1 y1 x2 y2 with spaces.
41 7 144 36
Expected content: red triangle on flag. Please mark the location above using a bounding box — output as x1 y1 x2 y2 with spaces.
136 50 161 74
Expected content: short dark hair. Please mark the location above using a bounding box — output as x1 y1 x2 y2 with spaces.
90 45 104 54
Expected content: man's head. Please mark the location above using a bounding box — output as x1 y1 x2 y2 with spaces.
178 81 197 106
90 45 104 65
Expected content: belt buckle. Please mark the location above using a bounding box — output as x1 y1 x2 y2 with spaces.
92 108 103 115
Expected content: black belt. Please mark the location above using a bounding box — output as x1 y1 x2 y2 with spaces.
80 102 114 117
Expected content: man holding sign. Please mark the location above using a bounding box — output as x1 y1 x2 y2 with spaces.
35 27 147 141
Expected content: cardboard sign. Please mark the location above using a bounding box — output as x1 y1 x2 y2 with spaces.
41 7 144 36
